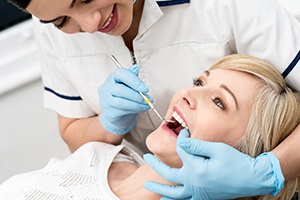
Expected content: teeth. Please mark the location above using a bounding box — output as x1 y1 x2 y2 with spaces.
172 111 189 130
101 13 113 29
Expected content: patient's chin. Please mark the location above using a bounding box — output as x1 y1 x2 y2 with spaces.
145 130 182 168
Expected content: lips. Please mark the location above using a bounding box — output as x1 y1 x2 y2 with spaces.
166 111 188 136
98 4 118 33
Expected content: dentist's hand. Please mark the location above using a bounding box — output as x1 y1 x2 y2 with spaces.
144 129 284 200
99 64 151 135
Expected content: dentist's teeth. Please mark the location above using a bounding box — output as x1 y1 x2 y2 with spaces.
101 13 113 29
172 111 188 130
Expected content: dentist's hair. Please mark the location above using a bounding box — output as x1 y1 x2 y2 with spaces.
210 54 300 200
8 0 31 11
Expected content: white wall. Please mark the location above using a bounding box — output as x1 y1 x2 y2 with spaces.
0 20 69 184
0 80 69 183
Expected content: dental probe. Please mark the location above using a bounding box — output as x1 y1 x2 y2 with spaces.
110 55 174 123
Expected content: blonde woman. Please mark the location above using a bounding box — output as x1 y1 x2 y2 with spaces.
209 55 300 199
0 55 299 200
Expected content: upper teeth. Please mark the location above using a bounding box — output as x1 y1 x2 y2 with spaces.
101 13 113 29
172 111 188 130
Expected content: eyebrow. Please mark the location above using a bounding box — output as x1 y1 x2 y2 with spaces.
204 70 238 109
204 70 210 77
220 84 239 110
39 0 78 24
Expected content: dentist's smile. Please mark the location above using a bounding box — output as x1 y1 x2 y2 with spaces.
98 4 118 33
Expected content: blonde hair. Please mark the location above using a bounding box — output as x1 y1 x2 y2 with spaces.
209 54 300 200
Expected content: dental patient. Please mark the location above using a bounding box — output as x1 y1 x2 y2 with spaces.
0 54 299 200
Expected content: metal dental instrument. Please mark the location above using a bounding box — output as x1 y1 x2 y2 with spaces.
110 55 175 123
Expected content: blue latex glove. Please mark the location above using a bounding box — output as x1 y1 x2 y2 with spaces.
99 64 151 135
144 129 284 200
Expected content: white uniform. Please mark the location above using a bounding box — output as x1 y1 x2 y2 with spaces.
33 0 300 153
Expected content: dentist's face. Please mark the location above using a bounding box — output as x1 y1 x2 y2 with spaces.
146 69 259 168
26 0 134 34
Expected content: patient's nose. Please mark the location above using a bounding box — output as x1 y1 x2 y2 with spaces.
181 89 197 110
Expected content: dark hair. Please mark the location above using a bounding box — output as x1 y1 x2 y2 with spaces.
8 0 31 10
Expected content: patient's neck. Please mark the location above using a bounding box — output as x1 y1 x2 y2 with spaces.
108 162 173 200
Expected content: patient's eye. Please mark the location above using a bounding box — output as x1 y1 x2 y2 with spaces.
213 97 225 110
193 77 203 87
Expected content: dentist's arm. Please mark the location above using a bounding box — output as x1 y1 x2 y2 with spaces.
144 128 286 199
58 115 123 153
59 64 151 152
273 124 300 181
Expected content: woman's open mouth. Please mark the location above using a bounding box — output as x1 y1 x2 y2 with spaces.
167 111 188 136
98 5 118 33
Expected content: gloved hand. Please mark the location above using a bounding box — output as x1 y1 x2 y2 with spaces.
144 129 284 200
99 64 151 135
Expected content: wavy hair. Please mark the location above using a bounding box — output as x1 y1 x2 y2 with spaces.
209 54 300 200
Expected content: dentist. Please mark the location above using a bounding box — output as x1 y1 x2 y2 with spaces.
9 0 300 199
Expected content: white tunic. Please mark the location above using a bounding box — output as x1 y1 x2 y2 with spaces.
0 142 144 200
33 0 300 153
